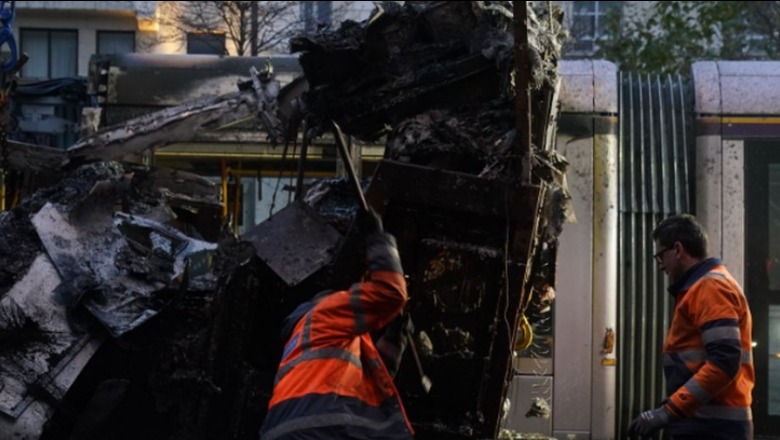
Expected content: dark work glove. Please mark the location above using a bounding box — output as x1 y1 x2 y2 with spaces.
375 313 414 377
366 232 403 274
358 208 384 235
628 406 672 437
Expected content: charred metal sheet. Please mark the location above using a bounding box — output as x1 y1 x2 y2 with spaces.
367 159 540 222
30 202 216 337
124 164 223 242
65 89 260 163
113 212 218 287
0 209 42 300
1 160 221 303
1 162 129 300
0 159 224 437
6 139 67 172
0 253 101 419
31 202 125 308
0 401 52 440
417 239 503 312
88 53 301 107
362 157 547 439
241 200 342 287
148 166 222 209
79 56 287 154
68 59 286 163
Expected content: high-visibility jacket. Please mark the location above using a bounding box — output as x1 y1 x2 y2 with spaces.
663 258 754 439
259 233 414 440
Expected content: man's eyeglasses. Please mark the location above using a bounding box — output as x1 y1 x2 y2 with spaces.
653 247 673 263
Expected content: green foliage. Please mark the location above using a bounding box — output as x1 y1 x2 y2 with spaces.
596 1 780 76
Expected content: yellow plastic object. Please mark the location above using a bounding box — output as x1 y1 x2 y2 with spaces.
514 314 534 351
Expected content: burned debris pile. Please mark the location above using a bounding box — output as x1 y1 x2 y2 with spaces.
277 2 570 439
292 1 565 178
0 161 225 439
292 0 516 141
1 1 569 439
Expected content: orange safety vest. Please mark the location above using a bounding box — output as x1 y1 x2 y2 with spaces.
260 269 414 440
663 258 754 439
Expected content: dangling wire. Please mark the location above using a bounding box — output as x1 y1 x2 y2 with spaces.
269 126 297 217
287 131 298 205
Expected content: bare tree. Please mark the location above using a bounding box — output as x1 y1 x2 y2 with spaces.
152 1 356 56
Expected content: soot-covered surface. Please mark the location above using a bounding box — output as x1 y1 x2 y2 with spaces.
1 2 569 439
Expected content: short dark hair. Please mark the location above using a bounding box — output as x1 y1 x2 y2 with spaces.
651 214 708 259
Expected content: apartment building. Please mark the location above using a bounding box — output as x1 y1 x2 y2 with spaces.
6 1 377 148
562 0 775 61
561 0 623 57
11 1 376 78
14 0 770 89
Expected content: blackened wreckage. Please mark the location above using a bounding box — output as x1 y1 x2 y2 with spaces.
0 2 569 439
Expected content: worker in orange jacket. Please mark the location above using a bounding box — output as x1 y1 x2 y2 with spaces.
630 214 753 439
259 209 414 440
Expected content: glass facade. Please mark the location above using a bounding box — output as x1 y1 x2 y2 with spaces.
20 29 78 78
97 31 135 55
568 1 622 55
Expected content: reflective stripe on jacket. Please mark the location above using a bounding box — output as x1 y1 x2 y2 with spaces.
260 234 413 440
663 258 754 438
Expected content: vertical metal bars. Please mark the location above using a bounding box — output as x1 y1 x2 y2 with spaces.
616 71 695 439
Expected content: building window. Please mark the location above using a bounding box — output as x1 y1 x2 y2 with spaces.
301 1 332 32
738 15 771 59
187 32 226 55
97 31 135 55
568 1 622 56
20 29 78 78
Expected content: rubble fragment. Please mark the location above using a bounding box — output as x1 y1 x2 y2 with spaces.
0 161 221 439
240 200 341 287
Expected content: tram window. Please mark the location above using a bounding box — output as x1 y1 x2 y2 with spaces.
769 164 780 291
769 305 780 415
